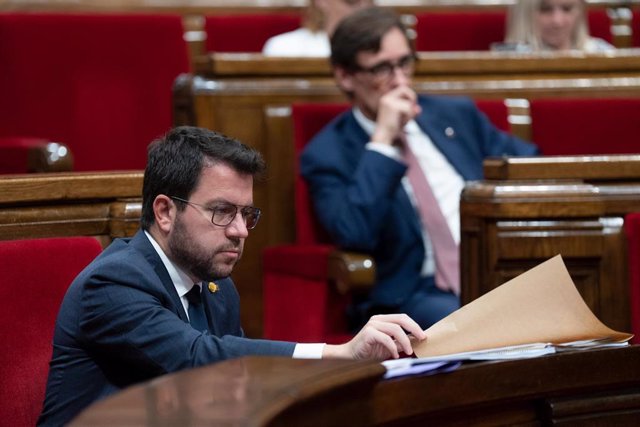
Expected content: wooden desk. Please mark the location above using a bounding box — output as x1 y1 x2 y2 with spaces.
175 51 640 337
461 155 640 333
71 346 640 426
0 171 143 247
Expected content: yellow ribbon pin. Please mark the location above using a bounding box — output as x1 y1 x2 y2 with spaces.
208 282 219 293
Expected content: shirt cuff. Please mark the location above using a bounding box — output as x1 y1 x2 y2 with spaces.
292 343 326 359
366 141 403 162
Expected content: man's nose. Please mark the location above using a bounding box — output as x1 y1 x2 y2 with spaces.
225 212 249 238
390 65 410 87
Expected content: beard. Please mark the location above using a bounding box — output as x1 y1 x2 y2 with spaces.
168 214 243 282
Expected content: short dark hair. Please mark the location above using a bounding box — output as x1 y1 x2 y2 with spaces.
330 7 411 71
140 126 265 229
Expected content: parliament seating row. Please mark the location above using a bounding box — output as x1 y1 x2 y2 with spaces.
176 49 640 337
201 8 621 54
2 9 639 175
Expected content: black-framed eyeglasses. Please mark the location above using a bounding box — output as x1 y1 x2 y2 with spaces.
170 196 261 230
353 54 417 81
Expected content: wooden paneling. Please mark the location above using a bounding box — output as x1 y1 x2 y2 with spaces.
461 156 640 333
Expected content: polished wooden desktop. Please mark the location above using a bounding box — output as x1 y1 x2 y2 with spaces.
71 345 640 426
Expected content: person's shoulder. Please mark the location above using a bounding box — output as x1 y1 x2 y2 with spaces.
262 28 329 57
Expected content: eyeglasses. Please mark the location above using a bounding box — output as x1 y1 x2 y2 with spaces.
353 54 416 81
170 196 261 230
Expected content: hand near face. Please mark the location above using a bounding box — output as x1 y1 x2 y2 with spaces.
322 314 427 360
371 85 422 146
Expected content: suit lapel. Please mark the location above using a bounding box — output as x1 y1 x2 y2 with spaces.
414 102 474 181
131 230 189 322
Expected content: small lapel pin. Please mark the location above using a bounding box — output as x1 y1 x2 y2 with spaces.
208 282 219 293
444 127 455 138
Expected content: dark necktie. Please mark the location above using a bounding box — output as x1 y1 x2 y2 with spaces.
399 133 460 295
186 284 208 333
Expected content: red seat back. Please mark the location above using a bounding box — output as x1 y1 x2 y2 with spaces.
0 13 190 171
633 9 640 47
587 9 614 44
292 102 350 245
414 11 506 51
0 237 102 427
529 98 640 155
475 99 511 132
204 13 301 52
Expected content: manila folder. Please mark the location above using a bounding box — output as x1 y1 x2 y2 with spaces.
414 255 633 358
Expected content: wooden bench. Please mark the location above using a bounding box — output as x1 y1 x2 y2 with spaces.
0 171 143 247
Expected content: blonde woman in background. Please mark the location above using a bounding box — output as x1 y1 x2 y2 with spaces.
500 0 614 52
263 0 373 57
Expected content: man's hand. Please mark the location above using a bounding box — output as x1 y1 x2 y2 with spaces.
371 86 422 145
322 314 427 360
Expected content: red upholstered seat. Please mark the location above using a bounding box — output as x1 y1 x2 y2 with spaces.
529 98 640 155
204 13 301 52
633 8 640 47
625 213 640 345
262 100 512 343
0 237 102 427
263 102 350 344
414 11 507 51
0 13 190 172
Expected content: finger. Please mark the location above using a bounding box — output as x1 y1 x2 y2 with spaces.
362 326 399 359
370 313 427 340
365 317 416 356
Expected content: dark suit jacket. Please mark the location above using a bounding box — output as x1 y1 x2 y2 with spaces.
300 94 539 307
38 230 295 426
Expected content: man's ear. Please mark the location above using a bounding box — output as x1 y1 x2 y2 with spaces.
334 66 355 94
153 195 176 233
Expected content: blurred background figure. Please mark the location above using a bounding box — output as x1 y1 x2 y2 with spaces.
498 0 614 52
262 0 373 57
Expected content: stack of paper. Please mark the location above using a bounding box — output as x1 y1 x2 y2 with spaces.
390 255 633 373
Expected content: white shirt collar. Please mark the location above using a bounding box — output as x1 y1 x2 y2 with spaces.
143 230 199 299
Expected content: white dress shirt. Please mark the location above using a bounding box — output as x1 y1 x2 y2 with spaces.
353 108 465 277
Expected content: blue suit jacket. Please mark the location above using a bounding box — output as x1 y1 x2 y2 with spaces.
300 95 539 307
38 230 295 426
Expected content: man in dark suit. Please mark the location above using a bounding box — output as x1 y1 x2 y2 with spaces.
38 126 426 426
300 7 539 331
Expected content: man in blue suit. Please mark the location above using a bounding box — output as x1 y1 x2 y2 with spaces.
38 126 426 426
301 7 539 331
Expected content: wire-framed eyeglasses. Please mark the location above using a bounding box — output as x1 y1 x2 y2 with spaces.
170 196 261 230
353 53 416 81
